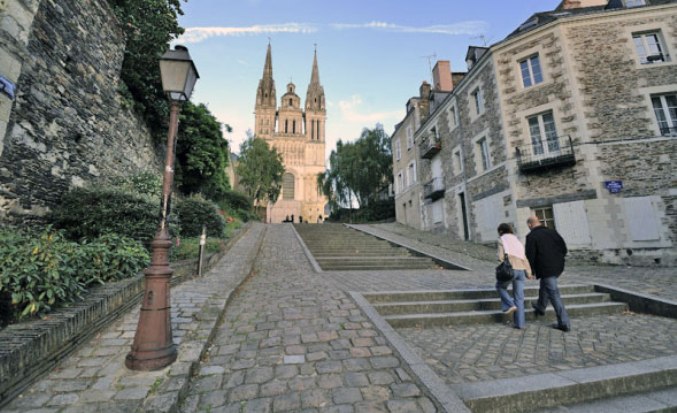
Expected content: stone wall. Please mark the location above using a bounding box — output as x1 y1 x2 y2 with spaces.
0 0 160 225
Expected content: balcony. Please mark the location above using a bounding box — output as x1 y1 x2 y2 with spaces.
420 135 441 159
423 177 445 201
516 135 575 173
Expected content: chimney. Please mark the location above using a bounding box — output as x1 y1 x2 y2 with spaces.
559 0 607 9
419 81 431 121
432 60 453 92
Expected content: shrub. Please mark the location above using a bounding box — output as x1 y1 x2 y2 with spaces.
76 233 150 285
170 237 224 262
49 187 172 246
0 228 149 323
110 171 163 198
176 196 225 238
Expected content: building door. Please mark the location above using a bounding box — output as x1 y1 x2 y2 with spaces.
459 192 469 240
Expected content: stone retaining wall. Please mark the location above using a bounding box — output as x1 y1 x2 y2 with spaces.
0 0 160 225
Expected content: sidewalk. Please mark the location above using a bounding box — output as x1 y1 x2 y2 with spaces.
2 223 265 413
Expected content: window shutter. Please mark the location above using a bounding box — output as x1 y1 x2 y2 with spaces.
624 197 661 241
553 201 591 246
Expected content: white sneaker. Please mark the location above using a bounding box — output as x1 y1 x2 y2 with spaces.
504 306 517 315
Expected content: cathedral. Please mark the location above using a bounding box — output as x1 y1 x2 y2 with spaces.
254 44 328 223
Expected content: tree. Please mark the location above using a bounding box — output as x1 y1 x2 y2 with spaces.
318 125 392 213
175 102 231 200
108 0 185 135
236 134 284 209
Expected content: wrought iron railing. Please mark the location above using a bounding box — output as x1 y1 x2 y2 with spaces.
423 177 445 200
516 135 575 173
419 135 441 159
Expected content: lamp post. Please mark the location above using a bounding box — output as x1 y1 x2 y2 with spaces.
126 45 199 371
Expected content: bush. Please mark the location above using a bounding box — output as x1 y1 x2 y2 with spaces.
0 228 149 323
49 187 173 246
110 171 163 198
176 196 225 238
170 237 224 262
217 190 258 222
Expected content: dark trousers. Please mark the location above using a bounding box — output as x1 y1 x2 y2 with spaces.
535 276 570 328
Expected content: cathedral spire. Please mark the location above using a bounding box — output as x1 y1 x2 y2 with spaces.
256 43 276 109
305 47 325 113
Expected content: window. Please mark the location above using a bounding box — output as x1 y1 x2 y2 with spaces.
633 31 669 64
282 173 295 200
520 55 543 87
528 111 559 155
448 105 458 129
430 126 439 141
625 0 646 7
453 149 463 175
397 172 404 193
477 137 491 171
406 126 414 149
472 87 485 116
533 206 556 230
394 138 402 160
652 93 677 136
408 161 417 185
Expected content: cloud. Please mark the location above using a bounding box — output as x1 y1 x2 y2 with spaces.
176 23 318 44
331 20 488 36
337 95 403 126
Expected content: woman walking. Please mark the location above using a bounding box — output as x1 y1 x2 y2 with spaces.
496 223 533 329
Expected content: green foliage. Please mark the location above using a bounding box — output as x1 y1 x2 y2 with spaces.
0 228 148 322
218 190 255 221
49 187 165 246
176 102 231 199
176 196 226 238
318 125 392 216
110 171 163 198
76 233 150 285
170 237 224 261
236 135 285 208
107 0 185 134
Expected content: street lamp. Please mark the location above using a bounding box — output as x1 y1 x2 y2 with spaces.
126 45 199 371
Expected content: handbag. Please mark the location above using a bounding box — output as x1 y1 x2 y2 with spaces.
495 254 514 282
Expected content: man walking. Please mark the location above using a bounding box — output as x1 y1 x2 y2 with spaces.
525 216 571 332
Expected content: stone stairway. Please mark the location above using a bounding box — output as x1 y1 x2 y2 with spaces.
294 223 441 271
363 284 629 328
454 356 677 413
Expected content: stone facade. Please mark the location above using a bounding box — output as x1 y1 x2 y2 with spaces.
0 0 160 225
392 1 677 266
254 45 327 223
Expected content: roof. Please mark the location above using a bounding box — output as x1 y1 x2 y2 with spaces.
508 0 677 39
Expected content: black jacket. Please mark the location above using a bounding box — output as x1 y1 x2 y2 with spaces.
525 226 568 278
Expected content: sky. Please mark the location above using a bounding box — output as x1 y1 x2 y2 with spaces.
175 0 562 159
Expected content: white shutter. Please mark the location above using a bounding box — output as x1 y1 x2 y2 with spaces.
624 197 660 241
432 200 444 224
474 194 503 241
553 201 592 246
431 157 443 179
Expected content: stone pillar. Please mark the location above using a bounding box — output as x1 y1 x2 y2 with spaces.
0 0 42 157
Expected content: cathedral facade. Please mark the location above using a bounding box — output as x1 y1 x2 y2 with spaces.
254 44 327 223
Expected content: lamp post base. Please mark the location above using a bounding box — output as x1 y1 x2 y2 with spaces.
125 344 177 371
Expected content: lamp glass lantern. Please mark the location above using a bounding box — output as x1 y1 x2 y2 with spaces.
159 45 199 101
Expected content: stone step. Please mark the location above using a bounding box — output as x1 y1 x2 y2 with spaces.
384 301 628 328
454 356 677 413
363 284 595 303
311 251 414 257
373 292 611 315
535 386 677 412
318 262 439 271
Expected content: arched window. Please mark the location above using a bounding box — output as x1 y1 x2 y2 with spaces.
283 173 295 200
285 119 288 133
293 120 296 134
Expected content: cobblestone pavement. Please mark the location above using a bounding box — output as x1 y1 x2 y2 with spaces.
399 313 677 385
181 224 437 413
3 224 265 413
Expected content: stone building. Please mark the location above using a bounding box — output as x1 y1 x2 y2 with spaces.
254 44 328 223
392 0 677 265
